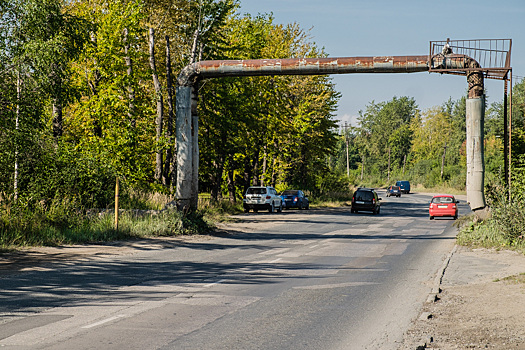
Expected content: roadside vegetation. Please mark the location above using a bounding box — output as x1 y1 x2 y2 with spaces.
0 0 524 249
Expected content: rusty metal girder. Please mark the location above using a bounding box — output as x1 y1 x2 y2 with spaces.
430 53 484 98
177 56 430 86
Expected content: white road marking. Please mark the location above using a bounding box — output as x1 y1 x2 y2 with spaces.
82 315 125 329
203 279 227 288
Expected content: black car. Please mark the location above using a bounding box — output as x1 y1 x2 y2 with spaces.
351 188 381 214
281 190 309 210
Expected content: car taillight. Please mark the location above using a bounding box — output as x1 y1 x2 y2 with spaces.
266 195 271 199
372 199 376 204
294 198 298 202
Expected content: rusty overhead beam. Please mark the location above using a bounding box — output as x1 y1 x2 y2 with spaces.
177 56 431 86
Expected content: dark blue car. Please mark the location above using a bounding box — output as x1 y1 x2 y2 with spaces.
281 190 309 210
395 180 411 194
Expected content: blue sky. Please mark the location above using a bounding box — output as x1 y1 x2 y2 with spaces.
237 0 524 126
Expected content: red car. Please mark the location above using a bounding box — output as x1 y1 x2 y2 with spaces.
429 195 459 220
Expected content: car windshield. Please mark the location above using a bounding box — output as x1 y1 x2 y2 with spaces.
355 191 374 201
282 190 298 195
432 196 454 204
247 187 267 195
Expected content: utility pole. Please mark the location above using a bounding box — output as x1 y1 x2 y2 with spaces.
387 147 391 183
361 155 364 181
402 154 406 175
441 142 447 179
344 122 349 177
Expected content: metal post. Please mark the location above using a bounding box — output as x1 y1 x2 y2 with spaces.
509 71 513 198
114 177 119 231
504 79 508 188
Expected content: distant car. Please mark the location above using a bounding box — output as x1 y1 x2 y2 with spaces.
386 185 401 197
395 180 411 194
429 195 459 220
281 190 309 210
351 188 381 214
243 186 283 213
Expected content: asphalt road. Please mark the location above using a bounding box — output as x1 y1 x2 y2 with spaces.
0 190 467 349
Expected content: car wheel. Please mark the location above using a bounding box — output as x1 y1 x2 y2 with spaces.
454 213 458 220
254 209 258 213
278 202 283 213
429 216 434 220
377 206 380 214
244 209 249 213
268 203 274 213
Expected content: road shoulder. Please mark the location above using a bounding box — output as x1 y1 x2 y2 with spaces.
400 246 525 349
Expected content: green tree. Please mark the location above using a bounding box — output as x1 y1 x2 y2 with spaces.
355 96 418 179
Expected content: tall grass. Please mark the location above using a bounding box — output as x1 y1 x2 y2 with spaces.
0 193 215 249
457 184 525 253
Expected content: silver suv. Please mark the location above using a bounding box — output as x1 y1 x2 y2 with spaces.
243 186 283 213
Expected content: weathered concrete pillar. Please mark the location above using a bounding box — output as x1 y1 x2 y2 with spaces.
176 86 193 211
190 84 199 209
466 96 486 211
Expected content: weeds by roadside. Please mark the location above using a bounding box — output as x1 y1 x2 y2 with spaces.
456 184 525 255
0 194 219 249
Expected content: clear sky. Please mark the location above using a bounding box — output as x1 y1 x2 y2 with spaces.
237 0 524 126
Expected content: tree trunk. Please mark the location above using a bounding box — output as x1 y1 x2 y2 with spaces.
252 149 259 186
149 28 164 183
190 28 200 64
123 28 135 128
88 32 102 137
210 157 225 201
14 70 20 201
260 144 267 186
164 35 175 189
52 99 63 138
243 156 252 194
227 155 236 203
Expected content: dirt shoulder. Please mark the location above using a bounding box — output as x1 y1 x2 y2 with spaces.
400 246 525 349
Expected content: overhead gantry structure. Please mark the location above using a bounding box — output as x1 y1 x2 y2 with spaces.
175 39 512 216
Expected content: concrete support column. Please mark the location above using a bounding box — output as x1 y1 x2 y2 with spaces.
466 96 486 211
175 86 192 211
190 83 199 209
